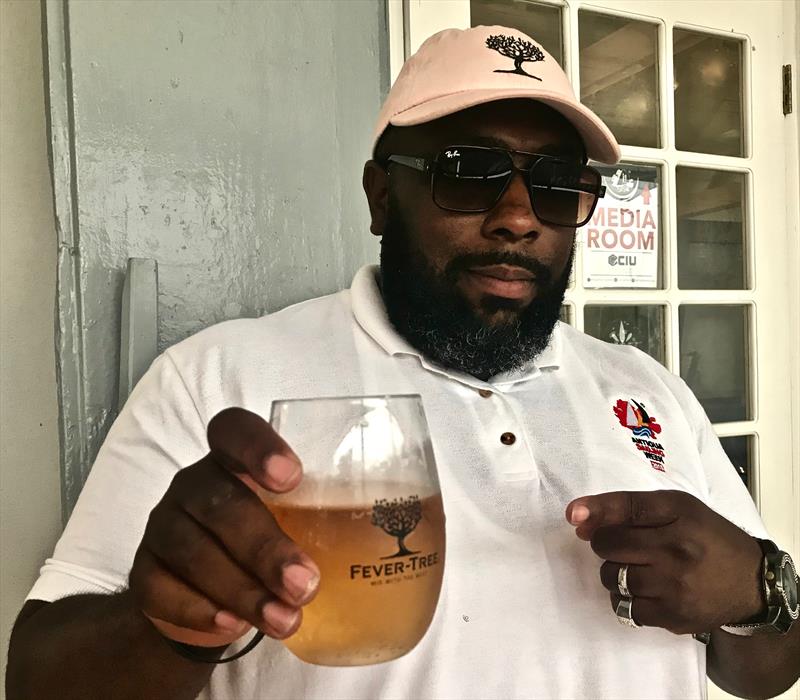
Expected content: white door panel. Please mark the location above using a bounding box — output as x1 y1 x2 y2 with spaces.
403 2 798 698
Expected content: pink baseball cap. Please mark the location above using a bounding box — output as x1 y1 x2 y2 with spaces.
371 25 621 164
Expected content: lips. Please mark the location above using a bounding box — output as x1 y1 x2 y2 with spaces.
465 265 536 300
468 264 535 282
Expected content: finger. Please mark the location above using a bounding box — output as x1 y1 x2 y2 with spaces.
599 561 662 598
177 462 320 607
206 407 303 493
590 524 668 563
566 490 680 537
145 504 301 638
130 547 250 643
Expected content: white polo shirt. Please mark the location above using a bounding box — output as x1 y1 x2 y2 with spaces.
28 264 770 700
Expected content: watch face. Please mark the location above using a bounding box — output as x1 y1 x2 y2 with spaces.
780 558 799 614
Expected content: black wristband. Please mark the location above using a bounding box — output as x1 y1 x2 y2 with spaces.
162 630 265 664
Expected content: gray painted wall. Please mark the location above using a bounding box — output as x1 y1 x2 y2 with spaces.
49 0 389 515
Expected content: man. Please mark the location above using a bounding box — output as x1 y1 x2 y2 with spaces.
7 25 799 700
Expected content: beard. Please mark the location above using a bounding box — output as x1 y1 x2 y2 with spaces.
378 199 574 382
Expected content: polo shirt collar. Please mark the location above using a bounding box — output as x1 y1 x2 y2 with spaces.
350 264 562 389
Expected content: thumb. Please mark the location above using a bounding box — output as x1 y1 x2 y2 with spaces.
565 499 592 526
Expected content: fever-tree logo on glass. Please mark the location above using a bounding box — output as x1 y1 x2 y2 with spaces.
485 34 545 81
371 495 422 559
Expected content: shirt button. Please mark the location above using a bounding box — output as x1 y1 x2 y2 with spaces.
500 432 516 445
478 389 493 398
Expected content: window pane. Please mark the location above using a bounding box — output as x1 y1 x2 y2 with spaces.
583 162 662 289
584 305 666 366
579 11 659 148
674 29 744 157
679 305 751 422
719 434 755 498
676 167 747 289
471 0 563 67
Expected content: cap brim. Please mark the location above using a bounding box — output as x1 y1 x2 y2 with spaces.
389 88 621 164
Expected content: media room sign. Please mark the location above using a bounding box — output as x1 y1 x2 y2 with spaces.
582 164 660 289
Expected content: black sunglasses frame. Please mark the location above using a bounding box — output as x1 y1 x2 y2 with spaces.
386 145 606 227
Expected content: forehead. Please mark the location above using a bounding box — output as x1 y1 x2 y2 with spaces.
415 99 585 158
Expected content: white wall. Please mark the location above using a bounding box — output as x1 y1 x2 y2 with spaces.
0 1 63 694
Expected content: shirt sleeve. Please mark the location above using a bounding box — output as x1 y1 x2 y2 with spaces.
672 374 772 543
25 351 208 603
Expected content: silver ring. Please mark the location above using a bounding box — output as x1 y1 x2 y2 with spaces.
615 598 640 628
617 564 631 597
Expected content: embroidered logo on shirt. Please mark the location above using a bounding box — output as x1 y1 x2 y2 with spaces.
613 398 666 472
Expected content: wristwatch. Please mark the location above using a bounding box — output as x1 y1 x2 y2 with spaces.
720 538 799 636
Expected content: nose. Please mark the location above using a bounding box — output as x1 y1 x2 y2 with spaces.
480 169 543 243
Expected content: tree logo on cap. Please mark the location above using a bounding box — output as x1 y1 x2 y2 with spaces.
486 34 544 81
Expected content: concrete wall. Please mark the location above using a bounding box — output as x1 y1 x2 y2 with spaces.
0 1 63 694
49 0 389 514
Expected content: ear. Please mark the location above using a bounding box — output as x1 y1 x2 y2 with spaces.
362 160 389 237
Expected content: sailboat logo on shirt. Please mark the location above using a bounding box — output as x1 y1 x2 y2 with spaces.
614 398 661 438
613 398 667 472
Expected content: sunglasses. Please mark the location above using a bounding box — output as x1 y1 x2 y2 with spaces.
386 145 605 227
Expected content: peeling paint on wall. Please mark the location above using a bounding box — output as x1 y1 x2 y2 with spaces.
53 0 389 514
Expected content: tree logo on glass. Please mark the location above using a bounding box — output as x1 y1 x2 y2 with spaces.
349 495 440 582
485 34 545 81
371 495 422 558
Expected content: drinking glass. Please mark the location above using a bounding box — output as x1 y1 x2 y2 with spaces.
265 394 446 667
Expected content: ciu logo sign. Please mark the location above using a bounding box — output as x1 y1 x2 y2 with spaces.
608 253 637 267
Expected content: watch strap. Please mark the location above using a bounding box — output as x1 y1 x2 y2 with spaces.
720 538 796 636
720 607 785 636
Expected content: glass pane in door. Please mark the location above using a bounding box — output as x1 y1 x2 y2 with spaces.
673 29 745 157
584 304 666 365
471 0 564 66
579 11 659 147
583 162 662 289
676 167 747 289
719 434 756 498
679 305 751 422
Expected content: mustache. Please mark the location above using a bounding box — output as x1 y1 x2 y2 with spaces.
445 250 553 284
